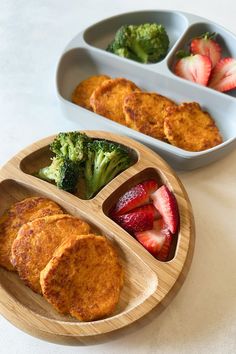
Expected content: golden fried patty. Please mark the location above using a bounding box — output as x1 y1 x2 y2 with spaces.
163 102 222 151
11 214 91 293
90 78 141 125
0 197 64 271
40 234 123 322
123 92 176 141
71 75 110 110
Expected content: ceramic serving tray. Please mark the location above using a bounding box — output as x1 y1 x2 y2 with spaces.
0 131 195 344
56 10 236 170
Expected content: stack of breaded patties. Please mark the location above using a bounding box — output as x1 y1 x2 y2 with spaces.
0 197 123 321
72 75 222 152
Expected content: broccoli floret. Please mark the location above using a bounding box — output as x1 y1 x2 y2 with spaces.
50 131 91 162
106 23 169 63
84 140 131 199
38 157 79 192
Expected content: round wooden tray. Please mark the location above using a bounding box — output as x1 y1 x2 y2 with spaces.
0 131 195 345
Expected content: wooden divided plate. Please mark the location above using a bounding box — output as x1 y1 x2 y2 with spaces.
0 131 195 344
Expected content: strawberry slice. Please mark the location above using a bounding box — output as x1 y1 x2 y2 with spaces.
174 53 212 86
135 219 171 258
114 204 159 234
190 32 222 68
151 185 179 234
208 57 236 92
112 179 158 216
157 232 172 261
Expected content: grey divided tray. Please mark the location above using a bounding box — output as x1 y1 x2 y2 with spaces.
56 10 236 170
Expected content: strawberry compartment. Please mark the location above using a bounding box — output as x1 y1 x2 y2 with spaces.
103 168 179 262
0 178 158 322
167 22 236 98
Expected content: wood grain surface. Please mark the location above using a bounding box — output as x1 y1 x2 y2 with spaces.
0 131 195 344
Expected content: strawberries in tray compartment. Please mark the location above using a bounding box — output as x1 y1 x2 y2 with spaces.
173 31 236 93
110 179 179 262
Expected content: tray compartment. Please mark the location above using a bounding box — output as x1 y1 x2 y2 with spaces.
103 168 178 262
83 10 189 62
20 137 139 200
0 179 158 320
57 47 236 167
168 22 236 98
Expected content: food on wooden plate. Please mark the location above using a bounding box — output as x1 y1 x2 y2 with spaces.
11 214 91 294
164 102 222 151
40 234 123 321
72 75 110 110
151 185 179 234
106 23 169 64
111 179 158 216
110 179 179 261
37 131 132 199
123 92 176 141
90 78 141 125
135 219 172 260
174 32 236 92
0 197 64 271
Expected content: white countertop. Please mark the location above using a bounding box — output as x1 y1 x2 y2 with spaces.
0 1 236 353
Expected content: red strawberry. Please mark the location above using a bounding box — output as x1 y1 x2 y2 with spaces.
112 179 158 216
157 232 172 261
114 204 159 234
208 57 236 92
135 219 171 257
151 185 179 234
174 53 212 86
190 32 222 68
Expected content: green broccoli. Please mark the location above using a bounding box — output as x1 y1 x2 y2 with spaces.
38 157 79 193
84 140 131 199
36 132 132 199
50 131 91 162
106 23 169 63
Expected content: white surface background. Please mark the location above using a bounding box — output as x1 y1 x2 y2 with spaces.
0 0 236 353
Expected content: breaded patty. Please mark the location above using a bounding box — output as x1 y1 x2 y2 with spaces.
0 197 64 271
90 78 141 125
164 102 222 151
123 92 176 141
40 234 123 322
71 75 110 110
11 214 91 293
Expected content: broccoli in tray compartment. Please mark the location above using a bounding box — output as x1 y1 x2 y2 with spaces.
106 23 170 64
36 132 132 199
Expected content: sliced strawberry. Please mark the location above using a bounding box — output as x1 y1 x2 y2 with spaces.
112 179 158 216
174 53 212 86
114 204 159 234
190 32 222 68
151 185 179 234
208 57 236 92
157 232 172 261
135 219 170 257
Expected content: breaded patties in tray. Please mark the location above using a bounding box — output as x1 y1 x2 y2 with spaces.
72 75 110 110
90 78 141 125
123 92 176 141
164 102 222 151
